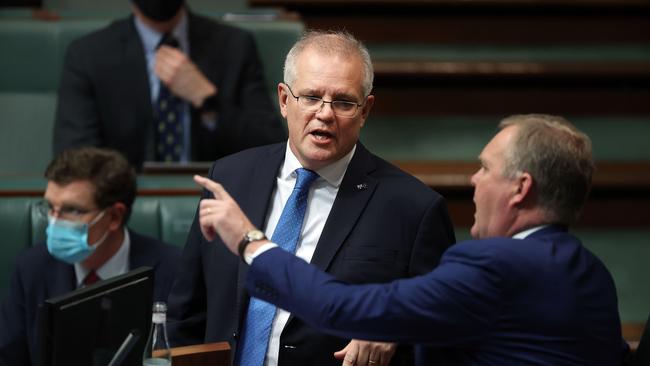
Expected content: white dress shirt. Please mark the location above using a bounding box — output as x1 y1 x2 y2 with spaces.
512 225 549 239
75 227 131 287
261 144 356 366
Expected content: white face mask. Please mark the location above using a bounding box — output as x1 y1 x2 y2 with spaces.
46 210 109 264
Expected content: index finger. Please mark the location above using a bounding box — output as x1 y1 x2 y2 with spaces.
193 175 228 199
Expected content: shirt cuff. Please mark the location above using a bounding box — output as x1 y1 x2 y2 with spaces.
244 242 278 265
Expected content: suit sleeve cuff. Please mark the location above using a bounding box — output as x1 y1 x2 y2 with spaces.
244 242 278 265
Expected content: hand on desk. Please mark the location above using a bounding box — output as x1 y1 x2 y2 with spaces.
155 46 217 108
335 339 396 366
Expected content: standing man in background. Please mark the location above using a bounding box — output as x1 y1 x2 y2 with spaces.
54 0 286 169
167 30 456 366
0 147 180 366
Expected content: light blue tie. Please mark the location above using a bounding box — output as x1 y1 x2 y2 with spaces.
238 168 319 366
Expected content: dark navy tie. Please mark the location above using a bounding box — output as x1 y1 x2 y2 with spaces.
155 33 183 162
238 168 319 366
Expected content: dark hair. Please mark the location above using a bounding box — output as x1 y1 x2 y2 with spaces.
499 114 594 225
45 147 137 223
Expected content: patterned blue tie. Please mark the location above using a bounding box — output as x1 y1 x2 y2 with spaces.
155 33 183 162
238 168 319 366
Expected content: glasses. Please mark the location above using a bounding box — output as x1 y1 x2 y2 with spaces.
36 200 99 222
285 84 364 118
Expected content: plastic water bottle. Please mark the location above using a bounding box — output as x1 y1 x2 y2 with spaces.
142 302 172 366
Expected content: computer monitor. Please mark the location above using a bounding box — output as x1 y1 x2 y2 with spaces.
38 266 154 366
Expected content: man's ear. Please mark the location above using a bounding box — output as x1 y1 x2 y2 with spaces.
359 95 375 126
108 202 127 231
510 172 533 207
278 83 289 118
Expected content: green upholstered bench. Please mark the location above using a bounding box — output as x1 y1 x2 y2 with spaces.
0 17 304 95
0 0 272 19
361 116 650 162
0 92 57 176
0 197 42 298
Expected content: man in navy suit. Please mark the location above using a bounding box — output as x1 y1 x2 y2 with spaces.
53 0 285 169
0 147 180 366
195 114 627 365
167 31 456 366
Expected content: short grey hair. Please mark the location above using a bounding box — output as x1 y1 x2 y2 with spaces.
283 30 374 97
498 114 594 225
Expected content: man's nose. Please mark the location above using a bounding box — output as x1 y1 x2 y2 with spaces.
315 101 335 119
470 171 479 186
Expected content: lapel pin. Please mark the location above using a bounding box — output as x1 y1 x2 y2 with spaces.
356 183 368 190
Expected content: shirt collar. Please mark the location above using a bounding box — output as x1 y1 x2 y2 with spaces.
133 11 189 56
280 144 357 188
512 225 550 239
75 227 131 286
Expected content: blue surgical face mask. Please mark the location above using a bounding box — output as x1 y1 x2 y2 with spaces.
46 210 109 264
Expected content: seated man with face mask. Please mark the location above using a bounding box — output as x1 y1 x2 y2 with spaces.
0 147 181 366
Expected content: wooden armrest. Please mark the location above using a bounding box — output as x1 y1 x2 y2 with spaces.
170 341 231 366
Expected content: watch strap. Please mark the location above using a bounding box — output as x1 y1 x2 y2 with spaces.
238 230 266 260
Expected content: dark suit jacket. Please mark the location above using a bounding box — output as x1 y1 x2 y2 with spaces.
0 230 181 366
246 225 626 366
167 142 456 365
53 12 286 169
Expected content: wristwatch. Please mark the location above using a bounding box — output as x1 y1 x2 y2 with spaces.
237 229 267 259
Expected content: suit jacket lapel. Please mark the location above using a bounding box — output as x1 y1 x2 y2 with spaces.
236 144 286 318
128 230 159 270
283 144 377 328
48 261 77 297
119 17 157 160
188 13 221 80
310 143 378 271
241 144 287 229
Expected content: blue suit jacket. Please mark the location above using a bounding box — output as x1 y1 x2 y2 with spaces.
246 225 626 366
0 230 181 366
167 142 456 365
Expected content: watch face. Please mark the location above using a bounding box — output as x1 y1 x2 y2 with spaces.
247 230 265 241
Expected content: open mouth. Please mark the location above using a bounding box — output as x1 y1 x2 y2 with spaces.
310 129 333 141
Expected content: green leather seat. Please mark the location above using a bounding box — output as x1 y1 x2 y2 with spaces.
0 197 40 298
236 20 304 105
129 196 200 248
0 92 57 175
0 17 303 95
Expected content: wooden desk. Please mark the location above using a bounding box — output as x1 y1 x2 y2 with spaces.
171 342 231 366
